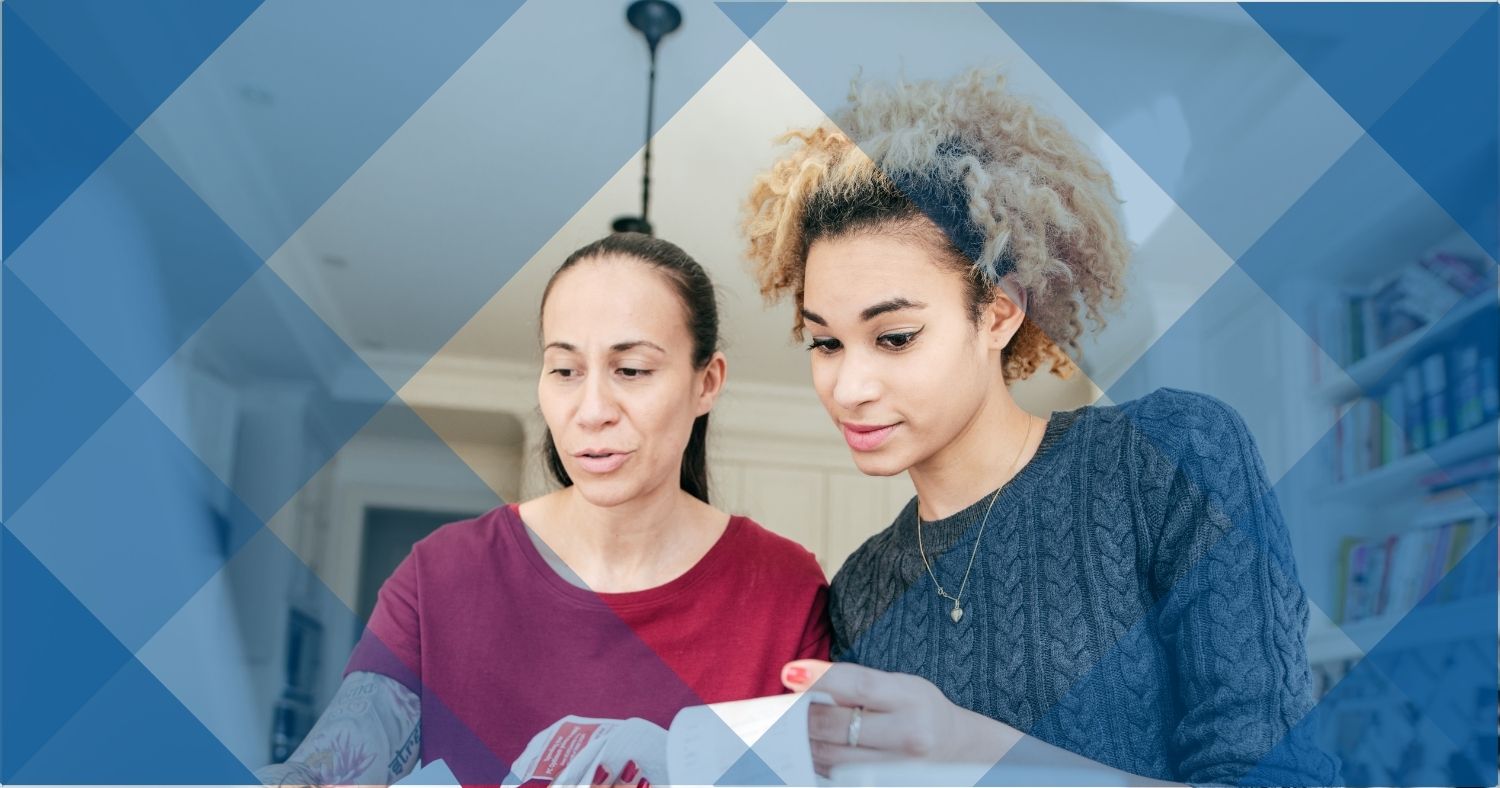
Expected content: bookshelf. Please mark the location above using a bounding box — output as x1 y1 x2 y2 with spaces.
1311 292 1497 405
1291 226 1497 652
1205 207 1497 782
1321 419 1497 505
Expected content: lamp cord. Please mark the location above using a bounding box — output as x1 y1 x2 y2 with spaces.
641 45 658 224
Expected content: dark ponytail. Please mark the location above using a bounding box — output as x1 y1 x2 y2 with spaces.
538 233 719 504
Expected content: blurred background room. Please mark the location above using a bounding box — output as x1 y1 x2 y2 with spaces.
5 1 1493 784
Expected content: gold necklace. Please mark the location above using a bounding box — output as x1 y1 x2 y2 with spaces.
916 415 1034 624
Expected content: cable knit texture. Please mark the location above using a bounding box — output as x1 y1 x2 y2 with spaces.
829 388 1338 785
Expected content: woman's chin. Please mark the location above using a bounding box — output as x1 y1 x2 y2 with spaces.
849 450 911 478
573 480 640 509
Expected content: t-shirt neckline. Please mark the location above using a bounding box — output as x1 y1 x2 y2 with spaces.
500 503 743 612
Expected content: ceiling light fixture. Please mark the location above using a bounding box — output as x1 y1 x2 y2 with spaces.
611 0 682 236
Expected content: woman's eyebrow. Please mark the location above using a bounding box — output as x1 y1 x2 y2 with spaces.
610 340 666 354
801 298 927 327
860 298 926 321
543 340 666 353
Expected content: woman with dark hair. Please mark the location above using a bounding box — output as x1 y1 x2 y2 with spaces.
256 233 830 787
741 70 1337 785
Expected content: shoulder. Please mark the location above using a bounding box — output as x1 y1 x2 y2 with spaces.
726 515 828 587
1120 391 1277 548
824 502 912 656
406 504 516 567
1029 388 1242 451
1067 388 1266 515
1074 387 1256 466
1120 387 1249 433
1123 388 1260 476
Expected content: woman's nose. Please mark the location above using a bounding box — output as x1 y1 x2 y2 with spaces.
575 375 620 429
830 352 881 412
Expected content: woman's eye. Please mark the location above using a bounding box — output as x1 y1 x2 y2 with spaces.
877 329 922 350
807 337 842 354
549 368 577 378
617 368 652 378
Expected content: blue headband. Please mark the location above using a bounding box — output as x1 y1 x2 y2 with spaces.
888 169 1016 281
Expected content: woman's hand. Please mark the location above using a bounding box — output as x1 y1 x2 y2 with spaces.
585 758 650 788
781 659 1024 777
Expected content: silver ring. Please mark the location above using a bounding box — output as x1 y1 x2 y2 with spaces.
846 705 863 748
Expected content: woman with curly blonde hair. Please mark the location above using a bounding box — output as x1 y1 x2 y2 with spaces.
745 69 1336 785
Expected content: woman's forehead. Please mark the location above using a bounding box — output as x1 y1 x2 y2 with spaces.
542 259 687 345
803 235 964 315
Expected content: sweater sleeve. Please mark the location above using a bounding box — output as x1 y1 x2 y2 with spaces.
1144 390 1339 786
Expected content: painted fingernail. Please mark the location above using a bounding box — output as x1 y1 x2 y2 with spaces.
785 666 809 685
621 761 639 783
638 780 650 788
593 764 608 784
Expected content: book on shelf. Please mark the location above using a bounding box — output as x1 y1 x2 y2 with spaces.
1307 249 1493 380
1329 338 1499 483
1333 503 1497 625
1419 455 1500 493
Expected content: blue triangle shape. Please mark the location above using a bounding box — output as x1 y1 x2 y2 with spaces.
2 6 132 259
1 269 133 521
716 1 785 41
715 745 787 785
6 135 269 390
1367 6 1498 262
6 0 262 130
975 2 1365 262
8 658 257 783
3 0 261 258
1244 3 1489 131
1 528 136 781
137 0 526 261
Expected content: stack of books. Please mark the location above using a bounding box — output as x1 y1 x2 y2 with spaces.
1331 341 1499 481
1335 504 1497 625
1310 250 1493 374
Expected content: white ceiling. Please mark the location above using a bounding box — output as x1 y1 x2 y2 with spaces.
137 1 1344 406
421 44 831 388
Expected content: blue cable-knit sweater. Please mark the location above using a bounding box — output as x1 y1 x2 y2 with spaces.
829 388 1339 785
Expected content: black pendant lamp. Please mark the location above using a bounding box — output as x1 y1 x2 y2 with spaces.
611 0 682 236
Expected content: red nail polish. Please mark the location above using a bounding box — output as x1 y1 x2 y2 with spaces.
638 779 650 788
621 760 639 783
785 666 808 685
593 764 608 784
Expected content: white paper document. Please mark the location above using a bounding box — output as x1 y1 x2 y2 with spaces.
507 692 829 786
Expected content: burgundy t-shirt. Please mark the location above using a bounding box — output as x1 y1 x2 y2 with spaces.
344 503 831 782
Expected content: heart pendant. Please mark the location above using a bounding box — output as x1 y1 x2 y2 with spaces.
950 605 963 623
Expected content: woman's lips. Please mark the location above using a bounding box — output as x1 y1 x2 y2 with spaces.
841 422 898 452
574 451 632 474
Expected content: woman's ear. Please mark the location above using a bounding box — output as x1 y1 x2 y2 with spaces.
694 351 728 417
982 280 1027 352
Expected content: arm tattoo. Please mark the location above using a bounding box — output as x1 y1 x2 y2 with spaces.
254 671 421 787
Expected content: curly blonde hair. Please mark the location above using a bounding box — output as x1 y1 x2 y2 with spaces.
742 68 1130 382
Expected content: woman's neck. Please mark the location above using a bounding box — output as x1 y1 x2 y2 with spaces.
525 483 724 593
908 389 1043 522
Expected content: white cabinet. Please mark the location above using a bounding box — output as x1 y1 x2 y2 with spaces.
738 464 829 560
711 455 914 575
